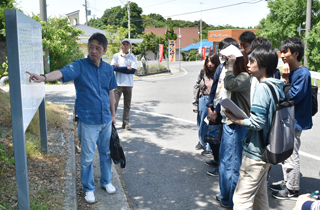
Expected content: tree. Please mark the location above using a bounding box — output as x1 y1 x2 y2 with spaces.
104 25 129 59
136 31 164 59
100 2 143 37
306 21 320 72
163 26 177 57
256 0 320 49
0 0 18 41
32 15 84 71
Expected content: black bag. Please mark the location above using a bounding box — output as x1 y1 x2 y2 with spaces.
312 85 318 116
259 83 295 165
110 123 126 168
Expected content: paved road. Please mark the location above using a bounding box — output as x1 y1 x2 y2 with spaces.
4 61 319 209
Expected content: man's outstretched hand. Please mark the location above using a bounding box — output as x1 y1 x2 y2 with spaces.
26 71 44 83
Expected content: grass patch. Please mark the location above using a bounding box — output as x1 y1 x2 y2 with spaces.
0 90 71 209
136 64 168 75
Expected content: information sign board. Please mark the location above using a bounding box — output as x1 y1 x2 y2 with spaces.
16 11 45 132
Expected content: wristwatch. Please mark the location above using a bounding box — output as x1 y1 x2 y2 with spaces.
40 74 47 81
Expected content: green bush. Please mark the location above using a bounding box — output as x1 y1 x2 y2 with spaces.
0 57 8 78
186 50 201 61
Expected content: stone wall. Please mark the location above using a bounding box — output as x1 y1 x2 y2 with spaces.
0 42 7 65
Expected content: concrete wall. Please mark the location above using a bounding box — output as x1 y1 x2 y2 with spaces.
0 42 7 65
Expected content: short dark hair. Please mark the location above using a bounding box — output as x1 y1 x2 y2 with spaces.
218 38 239 50
280 37 304 62
250 37 272 50
250 45 279 78
88 33 108 50
204 53 221 74
239 31 256 44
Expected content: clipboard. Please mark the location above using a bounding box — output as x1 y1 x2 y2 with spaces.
220 98 249 119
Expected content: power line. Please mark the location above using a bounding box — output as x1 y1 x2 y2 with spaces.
165 0 264 18
90 0 264 25
143 0 175 8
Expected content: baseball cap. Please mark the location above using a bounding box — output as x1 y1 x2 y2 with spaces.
122 39 131 45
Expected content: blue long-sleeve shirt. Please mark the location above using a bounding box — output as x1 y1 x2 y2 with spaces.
112 65 136 74
288 66 313 130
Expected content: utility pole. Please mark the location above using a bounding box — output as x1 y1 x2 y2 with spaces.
127 0 130 39
84 0 88 26
179 27 181 71
200 2 203 60
39 0 50 72
40 0 47 22
304 0 312 66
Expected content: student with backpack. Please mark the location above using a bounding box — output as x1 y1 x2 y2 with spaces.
224 45 285 209
270 37 313 200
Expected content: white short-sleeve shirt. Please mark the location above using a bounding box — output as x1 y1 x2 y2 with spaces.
111 52 137 87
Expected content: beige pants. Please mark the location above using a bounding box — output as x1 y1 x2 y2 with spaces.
114 86 132 126
233 155 271 210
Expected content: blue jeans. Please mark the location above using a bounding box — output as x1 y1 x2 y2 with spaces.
77 119 113 192
219 123 246 207
197 95 211 151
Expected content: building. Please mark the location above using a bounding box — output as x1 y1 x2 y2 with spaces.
208 29 258 53
144 28 199 61
181 39 213 58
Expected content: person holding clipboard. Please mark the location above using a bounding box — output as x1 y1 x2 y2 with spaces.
223 45 285 209
207 40 251 208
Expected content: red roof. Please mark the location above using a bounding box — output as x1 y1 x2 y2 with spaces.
144 28 199 48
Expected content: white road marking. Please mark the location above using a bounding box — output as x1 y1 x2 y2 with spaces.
299 151 320 161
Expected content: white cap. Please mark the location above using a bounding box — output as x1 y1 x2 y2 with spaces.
122 39 131 45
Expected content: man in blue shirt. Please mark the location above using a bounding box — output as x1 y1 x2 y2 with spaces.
27 33 118 203
270 37 313 200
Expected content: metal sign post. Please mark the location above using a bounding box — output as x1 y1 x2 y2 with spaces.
5 9 48 209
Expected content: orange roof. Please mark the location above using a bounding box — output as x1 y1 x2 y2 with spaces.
145 28 199 48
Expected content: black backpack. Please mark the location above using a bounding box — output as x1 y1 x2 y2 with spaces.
311 85 318 116
110 123 126 168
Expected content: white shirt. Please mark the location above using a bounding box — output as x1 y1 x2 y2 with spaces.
214 66 229 123
111 51 137 87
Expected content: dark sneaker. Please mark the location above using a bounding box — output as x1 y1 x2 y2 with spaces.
272 188 299 200
220 200 233 209
207 168 219 177
195 142 203 150
215 193 222 202
201 150 213 157
205 160 219 167
269 181 286 192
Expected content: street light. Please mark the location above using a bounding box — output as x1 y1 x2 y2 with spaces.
200 2 203 60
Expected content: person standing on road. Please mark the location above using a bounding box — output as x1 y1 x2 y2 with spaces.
270 37 313 200
207 38 251 208
27 33 118 204
224 45 284 210
111 39 137 130
192 53 220 156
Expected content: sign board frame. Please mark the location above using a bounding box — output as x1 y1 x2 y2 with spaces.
5 9 48 210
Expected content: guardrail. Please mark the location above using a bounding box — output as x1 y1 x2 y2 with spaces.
310 71 320 86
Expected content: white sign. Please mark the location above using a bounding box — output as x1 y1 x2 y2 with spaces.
178 34 182 39
17 13 45 132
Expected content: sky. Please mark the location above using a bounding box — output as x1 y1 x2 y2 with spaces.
16 0 270 28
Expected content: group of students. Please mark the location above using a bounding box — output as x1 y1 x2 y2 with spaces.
193 31 314 209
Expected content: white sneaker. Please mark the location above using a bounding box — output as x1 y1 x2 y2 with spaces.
103 183 116 194
85 191 95 203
